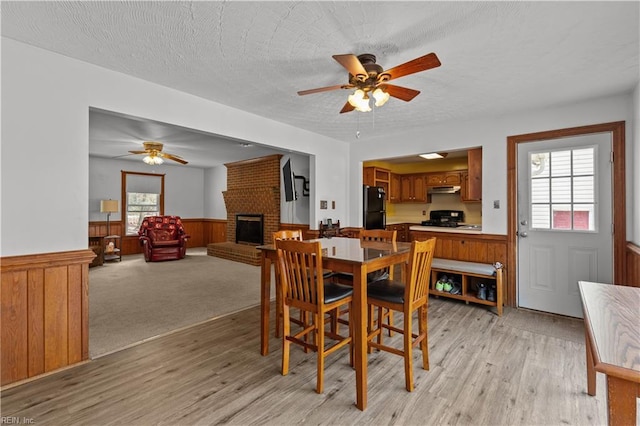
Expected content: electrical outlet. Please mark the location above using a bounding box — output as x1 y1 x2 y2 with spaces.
422 210 426 215
493 200 500 209
320 200 327 209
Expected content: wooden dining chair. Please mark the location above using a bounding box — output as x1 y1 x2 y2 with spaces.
366 237 436 391
275 239 353 394
272 230 304 338
332 229 397 335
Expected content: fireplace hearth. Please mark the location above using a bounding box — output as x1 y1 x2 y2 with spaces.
236 214 264 245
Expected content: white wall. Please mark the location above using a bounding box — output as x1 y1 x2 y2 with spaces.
1 38 349 257
2 38 636 257
89 157 205 222
350 93 637 237
203 165 227 219
632 82 639 245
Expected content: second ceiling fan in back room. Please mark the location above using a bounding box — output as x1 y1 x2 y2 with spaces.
127 141 188 165
297 52 441 113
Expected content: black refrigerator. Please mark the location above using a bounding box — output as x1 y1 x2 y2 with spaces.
363 185 386 229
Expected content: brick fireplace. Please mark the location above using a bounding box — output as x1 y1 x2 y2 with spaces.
207 154 281 265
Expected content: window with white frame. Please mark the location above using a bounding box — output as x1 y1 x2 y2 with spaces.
122 171 164 236
530 146 596 231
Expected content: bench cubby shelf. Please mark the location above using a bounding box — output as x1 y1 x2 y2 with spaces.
429 258 504 316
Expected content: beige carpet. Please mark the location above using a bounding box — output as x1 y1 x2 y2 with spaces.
89 247 273 358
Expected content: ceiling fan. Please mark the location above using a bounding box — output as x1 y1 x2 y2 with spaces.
297 52 441 113
128 141 188 165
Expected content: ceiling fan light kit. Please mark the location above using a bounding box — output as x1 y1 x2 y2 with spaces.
128 141 188 165
298 52 441 114
143 154 164 165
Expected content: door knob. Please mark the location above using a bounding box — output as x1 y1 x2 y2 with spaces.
520 219 528 226
518 231 528 238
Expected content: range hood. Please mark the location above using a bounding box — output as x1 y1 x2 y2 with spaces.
428 185 461 194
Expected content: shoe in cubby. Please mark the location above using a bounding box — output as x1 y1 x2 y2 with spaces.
476 282 487 300
487 283 496 302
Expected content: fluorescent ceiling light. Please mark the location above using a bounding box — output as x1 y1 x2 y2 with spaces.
420 152 446 160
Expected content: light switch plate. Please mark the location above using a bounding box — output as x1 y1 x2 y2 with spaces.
493 200 500 209
320 200 327 209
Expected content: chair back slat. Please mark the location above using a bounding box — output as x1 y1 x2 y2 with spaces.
360 229 397 243
276 239 324 308
272 229 303 245
406 238 436 305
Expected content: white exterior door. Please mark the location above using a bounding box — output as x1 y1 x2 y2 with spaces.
517 133 613 318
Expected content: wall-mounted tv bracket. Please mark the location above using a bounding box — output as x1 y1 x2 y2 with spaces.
294 175 310 196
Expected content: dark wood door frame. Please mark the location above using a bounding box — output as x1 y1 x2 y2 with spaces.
506 121 626 307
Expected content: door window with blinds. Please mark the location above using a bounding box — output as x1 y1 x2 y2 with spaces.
529 146 596 231
122 171 165 235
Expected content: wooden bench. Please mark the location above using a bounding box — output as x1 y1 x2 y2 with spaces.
429 258 504 316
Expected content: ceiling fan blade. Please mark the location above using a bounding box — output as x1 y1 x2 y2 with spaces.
160 152 189 165
380 53 441 82
128 150 147 155
297 84 348 96
332 54 368 80
382 84 421 102
339 102 355 114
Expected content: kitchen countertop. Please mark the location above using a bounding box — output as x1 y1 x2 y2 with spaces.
409 225 483 234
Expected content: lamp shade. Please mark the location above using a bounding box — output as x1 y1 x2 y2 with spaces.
100 199 119 213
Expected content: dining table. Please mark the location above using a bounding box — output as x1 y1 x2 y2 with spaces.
578 281 640 426
257 236 412 411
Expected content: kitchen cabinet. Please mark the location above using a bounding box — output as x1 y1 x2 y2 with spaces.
425 171 461 186
400 174 427 202
363 167 390 196
389 173 401 203
386 223 413 242
465 147 482 201
460 171 480 202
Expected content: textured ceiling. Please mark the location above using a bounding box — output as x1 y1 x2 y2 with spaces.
2 1 638 167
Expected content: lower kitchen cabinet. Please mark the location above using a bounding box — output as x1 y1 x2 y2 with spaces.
385 223 417 242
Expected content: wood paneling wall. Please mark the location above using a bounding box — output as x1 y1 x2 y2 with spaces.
626 242 640 287
88 219 228 256
1 249 95 386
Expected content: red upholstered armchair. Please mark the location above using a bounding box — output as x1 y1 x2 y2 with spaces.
138 216 190 262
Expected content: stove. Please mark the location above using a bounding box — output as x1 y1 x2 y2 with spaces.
421 210 465 227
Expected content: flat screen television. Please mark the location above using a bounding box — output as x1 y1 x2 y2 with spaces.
283 158 297 201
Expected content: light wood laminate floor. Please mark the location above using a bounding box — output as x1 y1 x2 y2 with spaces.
1 298 616 425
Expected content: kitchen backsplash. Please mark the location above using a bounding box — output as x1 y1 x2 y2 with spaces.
387 193 482 224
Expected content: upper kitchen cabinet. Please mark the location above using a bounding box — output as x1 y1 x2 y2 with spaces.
389 173 401 203
400 174 427 202
363 166 390 195
425 171 461 186
463 148 482 202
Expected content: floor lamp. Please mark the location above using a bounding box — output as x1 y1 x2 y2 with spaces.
100 199 119 236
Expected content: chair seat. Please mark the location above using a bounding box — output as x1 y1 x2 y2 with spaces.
152 239 181 247
367 278 405 304
324 282 354 304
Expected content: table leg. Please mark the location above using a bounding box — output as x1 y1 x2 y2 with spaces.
261 253 272 356
606 375 637 426
584 324 596 396
352 264 367 410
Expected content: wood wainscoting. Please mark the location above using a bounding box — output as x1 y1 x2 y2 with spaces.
89 218 228 256
1 249 95 386
626 242 640 287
